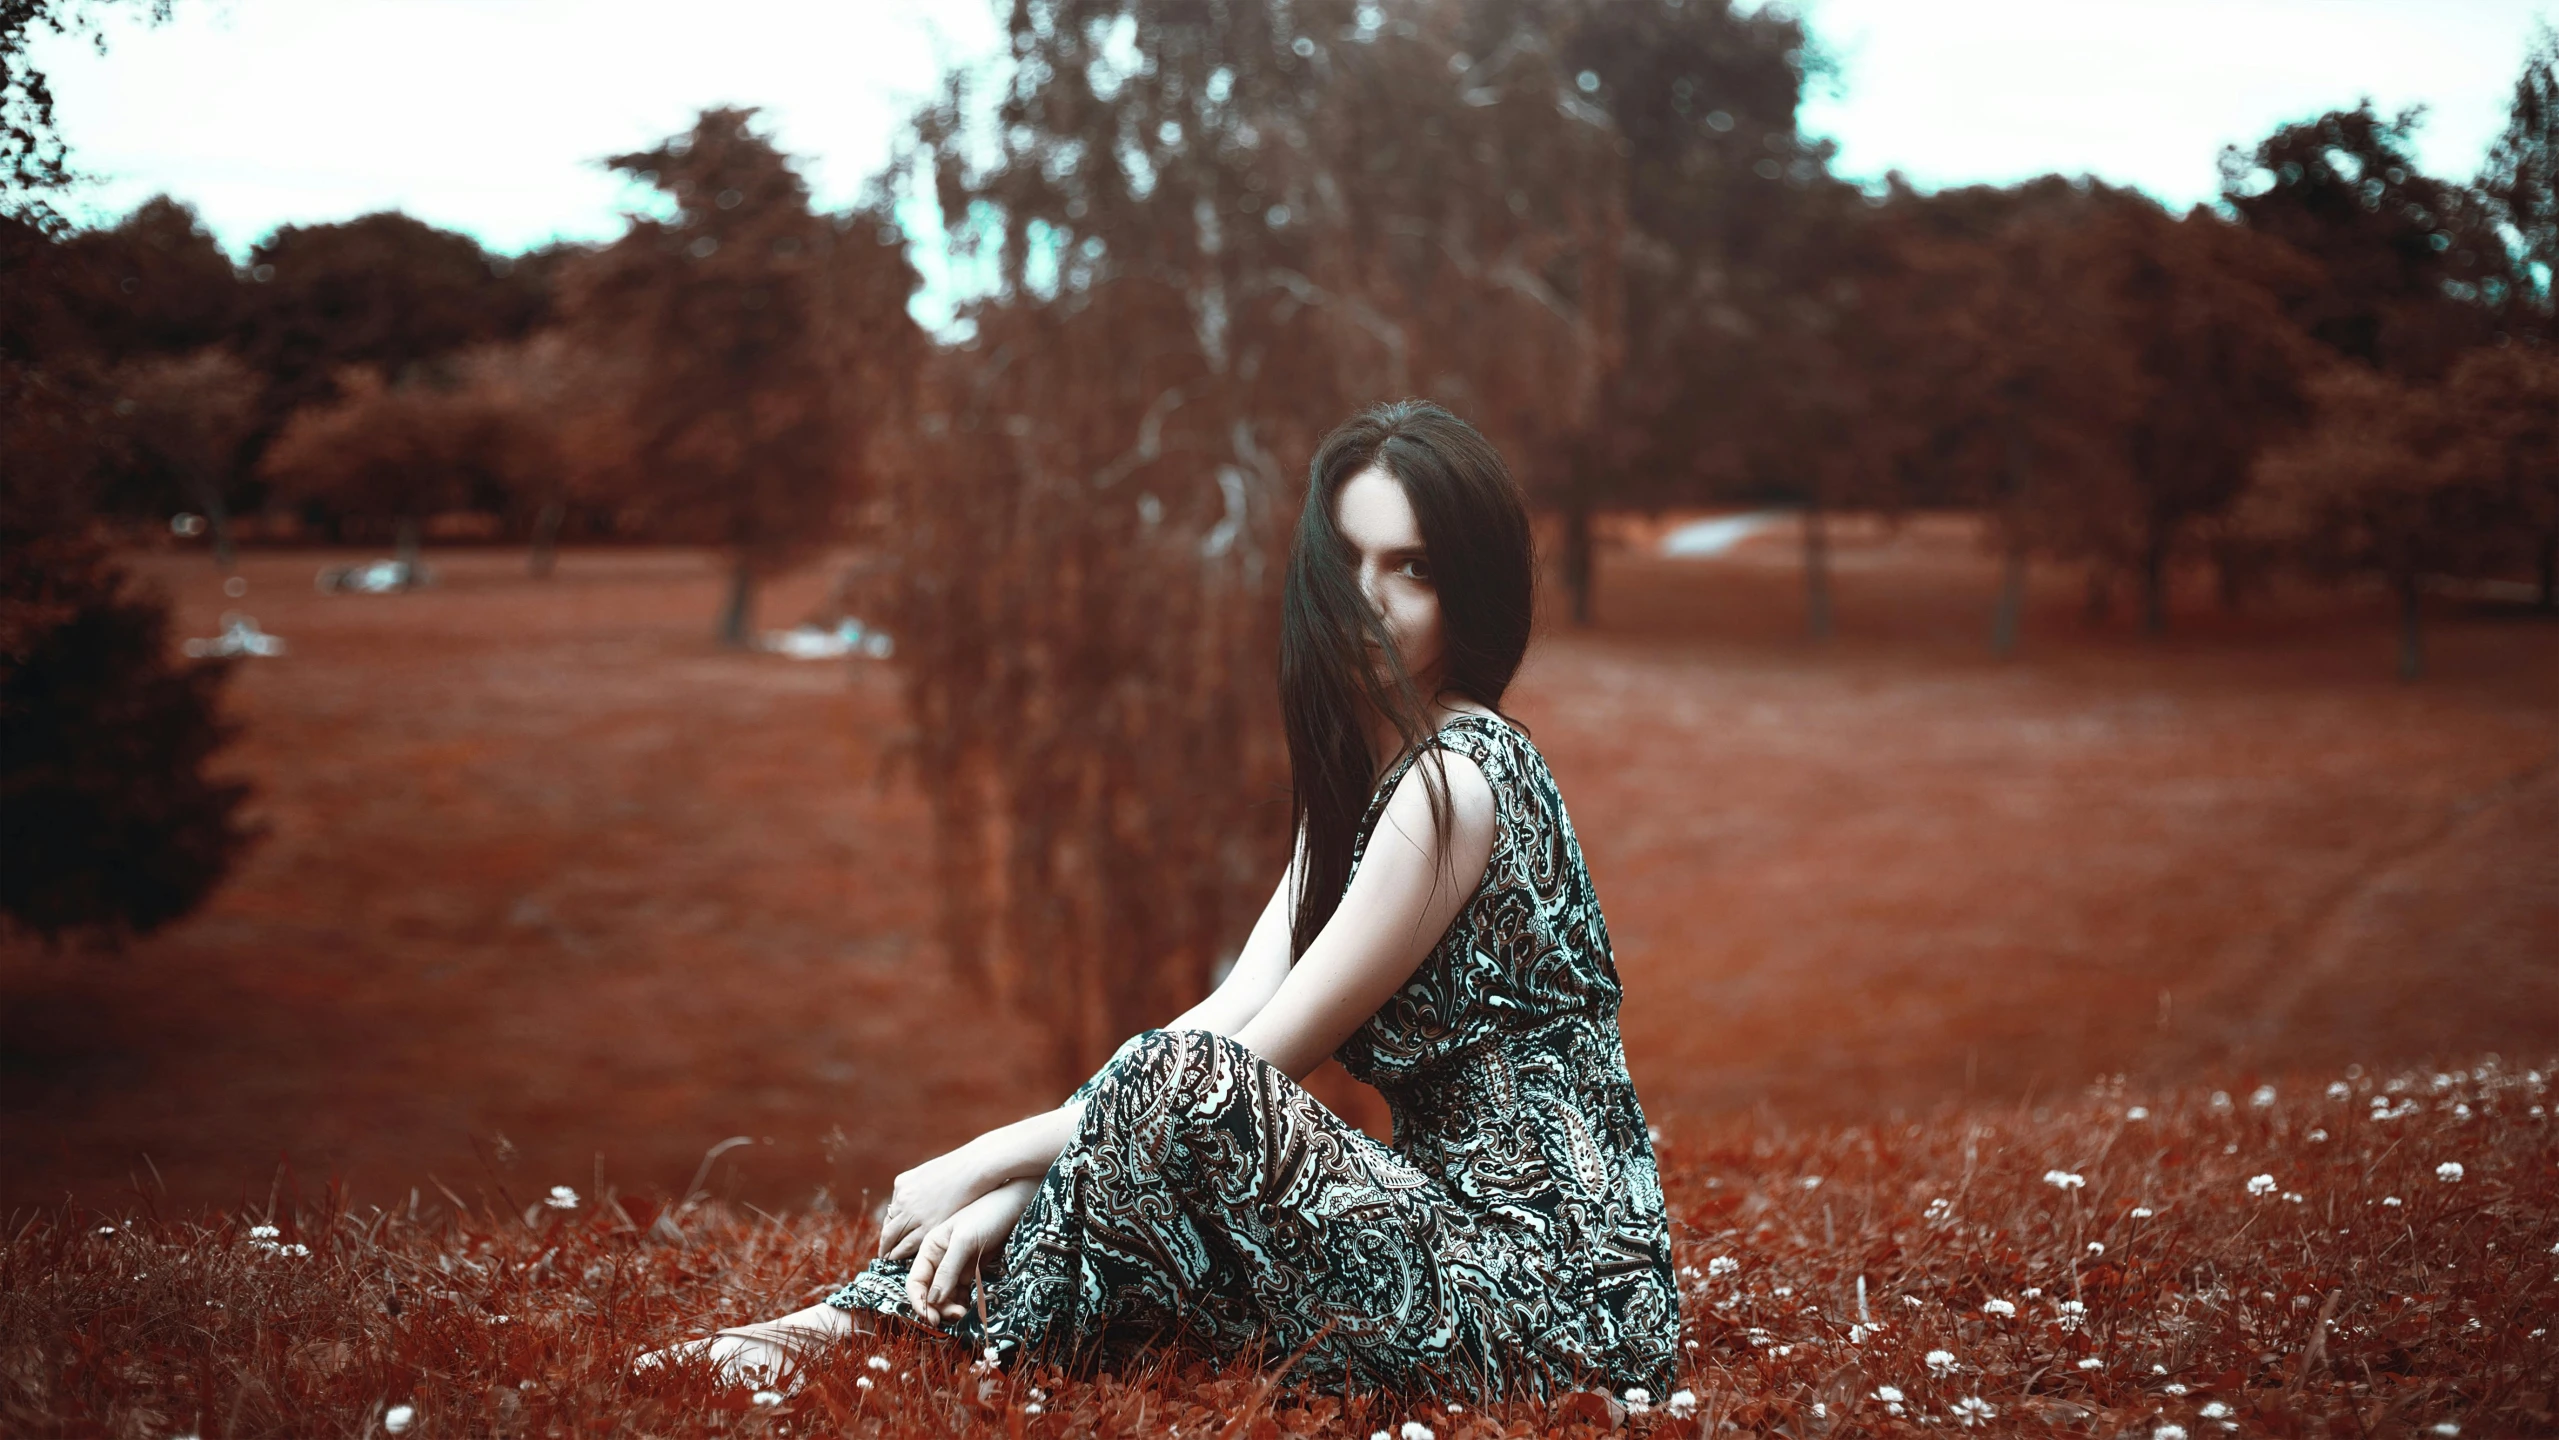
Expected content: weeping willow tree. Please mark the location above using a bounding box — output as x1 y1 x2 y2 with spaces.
881 0 1628 1087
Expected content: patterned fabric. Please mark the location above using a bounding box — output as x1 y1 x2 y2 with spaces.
826 713 1678 1400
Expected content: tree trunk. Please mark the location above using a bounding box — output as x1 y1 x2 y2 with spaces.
1563 493 1596 627
1802 502 1833 642
2084 565 2113 624
201 492 235 572
528 499 566 579
718 554 756 648
2139 538 2168 636
395 514 422 590
2539 531 2556 612
2397 572 2424 681
1992 540 2028 659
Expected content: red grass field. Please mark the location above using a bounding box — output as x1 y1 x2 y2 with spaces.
3 516 2554 1432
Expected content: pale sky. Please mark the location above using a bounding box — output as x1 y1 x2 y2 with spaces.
34 0 2554 315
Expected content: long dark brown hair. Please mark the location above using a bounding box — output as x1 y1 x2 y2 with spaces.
1281 400 1535 961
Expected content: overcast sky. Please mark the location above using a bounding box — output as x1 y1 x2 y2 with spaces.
34 0 2554 312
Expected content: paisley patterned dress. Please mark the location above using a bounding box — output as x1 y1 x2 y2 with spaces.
825 712 1679 1400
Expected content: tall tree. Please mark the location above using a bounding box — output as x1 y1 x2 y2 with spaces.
2439 342 2559 609
2482 22 2559 325
561 108 916 644
2221 103 2507 378
2249 367 2512 678
1860 178 2142 655
49 195 238 361
2061 198 2322 633
105 346 258 566
257 366 494 575
233 211 551 471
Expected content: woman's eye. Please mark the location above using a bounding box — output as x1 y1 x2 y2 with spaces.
1398 558 1431 582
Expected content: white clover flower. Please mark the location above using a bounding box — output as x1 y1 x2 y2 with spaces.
2156 1425 2190 1440
2283 1192 2304 1204
2057 1300 2088 1332
97 1225 116 1236
2251 1085 2277 1109
2210 1091 2234 1112
2436 1162 2464 1183
2307 1129 2329 1143
2164 1382 2189 1395
866 1354 890 1371
2022 1287 2043 1299
1370 1430 1391 1440
1622 1387 1652 1409
1926 1349 1958 1376
855 1377 874 1391
2430 1425 2459 1438
751 1390 783 1407
1399 1422 1435 1440
1707 1256 1740 1277
1982 1298 2016 1317
2383 1195 2403 1206
1800 1175 1823 1190
1874 1386 1906 1403
384 1405 416 1435
1024 1402 1045 1416
2077 1357 2104 1370
2201 1402 2233 1419
1905 1294 1925 1307
1954 1397 1996 1426
249 1224 280 1240
2044 1170 2086 1191
2327 1081 2352 1100
2089 1241 2107 1255
2247 1174 2277 1197
2126 1105 2150 1121
1667 1390 1699 1418
544 1185 579 1210
2131 1206 2154 1218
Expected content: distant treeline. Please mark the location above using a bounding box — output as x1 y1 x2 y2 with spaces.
4 2 2556 1071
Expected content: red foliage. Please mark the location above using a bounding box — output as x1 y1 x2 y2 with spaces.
7 1061 2550 1435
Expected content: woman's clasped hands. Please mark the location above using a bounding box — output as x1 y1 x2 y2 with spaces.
877 1142 1037 1327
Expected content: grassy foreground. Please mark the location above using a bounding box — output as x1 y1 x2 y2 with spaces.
5 1060 2552 1438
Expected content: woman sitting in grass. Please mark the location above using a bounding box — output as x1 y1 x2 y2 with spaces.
637 401 1679 1402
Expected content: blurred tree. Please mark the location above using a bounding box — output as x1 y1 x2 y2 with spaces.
885 0 1630 1083
49 195 238 361
561 108 915 644
1859 178 2141 655
1544 0 1818 622
2059 198 2322 633
2483 24 2559 309
233 212 552 479
2221 104 2509 378
2438 343 2559 609
0 524 255 944
258 367 495 578
2248 367 2511 678
104 346 257 566
1 0 173 230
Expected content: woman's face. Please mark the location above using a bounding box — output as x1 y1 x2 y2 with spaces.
1334 463 1445 691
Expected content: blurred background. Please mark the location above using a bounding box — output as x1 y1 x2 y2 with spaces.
2 0 2554 1215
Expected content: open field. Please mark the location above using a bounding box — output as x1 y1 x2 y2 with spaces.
4 518 2556 1433
8 1063 2551 1435
3 518 2554 1217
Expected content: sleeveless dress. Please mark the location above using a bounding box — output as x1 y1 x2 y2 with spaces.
825 712 1679 1400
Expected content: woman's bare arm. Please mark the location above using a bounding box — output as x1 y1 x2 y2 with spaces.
1231 751 1496 1081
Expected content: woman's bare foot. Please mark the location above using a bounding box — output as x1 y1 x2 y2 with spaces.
630 1302 875 1392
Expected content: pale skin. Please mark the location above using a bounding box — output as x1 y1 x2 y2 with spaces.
638 464 1500 1382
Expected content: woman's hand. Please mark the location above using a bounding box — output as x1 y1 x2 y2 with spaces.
904 1178 1037 1326
876 1142 1001 1263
